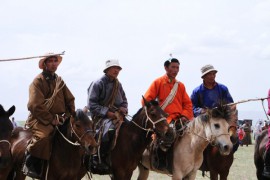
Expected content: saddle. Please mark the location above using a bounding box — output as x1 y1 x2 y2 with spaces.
149 138 174 174
87 113 125 175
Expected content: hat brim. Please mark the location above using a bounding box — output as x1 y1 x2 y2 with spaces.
39 55 62 69
103 65 122 73
201 69 218 78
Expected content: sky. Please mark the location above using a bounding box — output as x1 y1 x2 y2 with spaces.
1 0 270 123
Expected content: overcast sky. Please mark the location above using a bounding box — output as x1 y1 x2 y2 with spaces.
1 0 270 122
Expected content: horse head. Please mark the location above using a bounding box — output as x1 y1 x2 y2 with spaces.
58 109 97 155
201 106 233 156
141 97 172 142
0 104 15 168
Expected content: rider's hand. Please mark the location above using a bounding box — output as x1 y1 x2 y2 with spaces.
200 108 207 114
106 111 117 119
180 116 189 124
119 107 127 115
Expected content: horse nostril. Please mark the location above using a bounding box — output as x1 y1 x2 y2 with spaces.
223 145 229 151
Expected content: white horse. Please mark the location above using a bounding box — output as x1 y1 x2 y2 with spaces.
137 107 233 180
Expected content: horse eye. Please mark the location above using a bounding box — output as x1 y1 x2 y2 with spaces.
75 123 81 128
150 110 156 116
214 124 220 129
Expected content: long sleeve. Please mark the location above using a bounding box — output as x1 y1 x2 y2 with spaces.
190 89 203 117
267 89 270 116
28 78 55 125
88 81 109 118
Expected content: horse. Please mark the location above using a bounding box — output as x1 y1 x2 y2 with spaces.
254 129 270 180
137 106 233 180
0 105 15 170
0 109 97 180
86 99 172 180
199 144 235 180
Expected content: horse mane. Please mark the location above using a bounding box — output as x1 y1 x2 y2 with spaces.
188 105 232 132
75 109 91 123
209 105 233 122
58 109 91 133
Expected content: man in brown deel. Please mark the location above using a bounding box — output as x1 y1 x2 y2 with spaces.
22 53 75 179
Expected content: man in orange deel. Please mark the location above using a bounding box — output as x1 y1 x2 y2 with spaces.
142 58 193 171
143 58 193 126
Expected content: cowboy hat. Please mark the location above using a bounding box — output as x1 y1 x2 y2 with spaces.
103 59 122 73
39 53 62 69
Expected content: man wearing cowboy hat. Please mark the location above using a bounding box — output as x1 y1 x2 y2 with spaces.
86 59 128 172
23 53 75 179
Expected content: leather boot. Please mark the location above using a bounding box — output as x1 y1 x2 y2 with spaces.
263 148 270 178
22 152 44 179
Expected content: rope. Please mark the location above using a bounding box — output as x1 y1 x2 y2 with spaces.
56 126 81 146
261 99 270 120
0 51 65 62
44 77 66 110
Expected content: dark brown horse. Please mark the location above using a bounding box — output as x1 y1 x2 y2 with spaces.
200 144 234 180
88 99 171 180
0 109 97 180
0 105 15 171
255 129 270 180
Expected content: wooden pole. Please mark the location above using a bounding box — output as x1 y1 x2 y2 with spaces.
0 51 65 62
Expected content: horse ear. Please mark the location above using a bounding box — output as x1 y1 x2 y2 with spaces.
201 114 209 122
8 105 15 117
142 96 150 107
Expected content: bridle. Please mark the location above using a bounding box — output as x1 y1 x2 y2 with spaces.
186 117 230 146
56 117 95 146
0 139 11 149
131 106 167 136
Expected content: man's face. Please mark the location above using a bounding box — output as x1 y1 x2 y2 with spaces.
203 71 216 84
106 66 121 79
44 57 59 73
165 62 179 79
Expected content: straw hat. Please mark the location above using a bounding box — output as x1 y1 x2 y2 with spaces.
103 59 122 73
39 53 62 69
201 64 218 78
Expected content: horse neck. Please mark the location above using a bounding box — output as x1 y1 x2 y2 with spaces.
54 123 81 155
187 118 210 151
128 113 153 149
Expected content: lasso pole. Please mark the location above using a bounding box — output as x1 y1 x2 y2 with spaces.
0 51 65 62
226 97 270 106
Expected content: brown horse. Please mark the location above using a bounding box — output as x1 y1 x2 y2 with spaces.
0 109 97 180
0 105 15 171
137 106 233 180
200 145 234 180
87 99 171 180
255 129 270 180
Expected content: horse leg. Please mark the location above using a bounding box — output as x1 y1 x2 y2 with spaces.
209 171 218 180
219 171 229 180
182 171 197 180
137 163 149 180
113 169 133 180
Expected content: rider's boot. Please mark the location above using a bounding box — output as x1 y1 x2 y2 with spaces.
263 148 270 178
22 151 44 179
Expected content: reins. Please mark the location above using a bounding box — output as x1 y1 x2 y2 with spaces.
70 119 95 141
130 106 167 137
186 119 230 145
56 126 81 146
0 140 11 149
